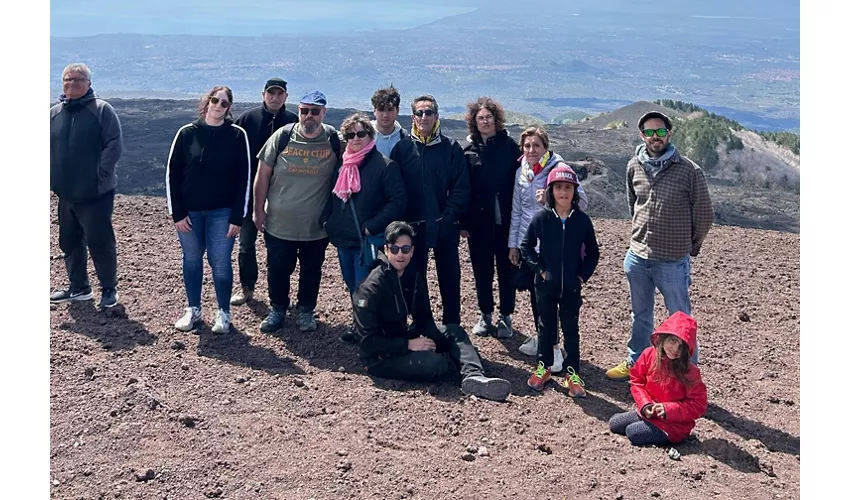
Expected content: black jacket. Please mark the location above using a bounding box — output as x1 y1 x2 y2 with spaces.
399 128 470 248
520 207 600 296
234 104 297 183
49 89 123 203
321 146 407 249
352 253 440 365
166 118 251 226
460 130 520 238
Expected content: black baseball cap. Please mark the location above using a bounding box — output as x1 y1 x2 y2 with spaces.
264 78 287 92
637 111 673 131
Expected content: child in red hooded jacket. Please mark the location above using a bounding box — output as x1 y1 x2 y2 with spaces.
608 311 708 446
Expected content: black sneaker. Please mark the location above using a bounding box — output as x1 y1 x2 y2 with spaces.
98 288 119 309
260 308 286 333
50 287 93 304
339 330 358 344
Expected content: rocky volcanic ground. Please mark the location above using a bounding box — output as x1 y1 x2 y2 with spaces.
50 195 800 500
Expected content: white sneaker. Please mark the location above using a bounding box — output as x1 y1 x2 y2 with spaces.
552 347 565 373
175 306 202 332
472 312 492 336
519 335 538 356
212 309 231 334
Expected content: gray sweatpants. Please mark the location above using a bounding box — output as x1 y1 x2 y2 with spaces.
608 411 670 446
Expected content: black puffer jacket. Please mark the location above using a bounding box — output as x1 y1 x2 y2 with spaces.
400 127 470 248
322 146 407 249
352 253 439 366
460 130 520 238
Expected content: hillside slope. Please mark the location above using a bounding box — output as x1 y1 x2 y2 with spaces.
49 195 799 499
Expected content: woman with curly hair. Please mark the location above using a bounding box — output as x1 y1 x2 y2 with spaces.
460 97 521 339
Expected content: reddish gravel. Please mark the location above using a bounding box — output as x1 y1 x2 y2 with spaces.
50 194 799 499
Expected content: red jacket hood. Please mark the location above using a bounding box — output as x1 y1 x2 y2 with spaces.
650 311 697 356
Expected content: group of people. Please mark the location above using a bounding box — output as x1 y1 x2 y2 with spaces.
50 63 713 447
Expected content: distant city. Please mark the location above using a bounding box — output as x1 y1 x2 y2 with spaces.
49 0 800 131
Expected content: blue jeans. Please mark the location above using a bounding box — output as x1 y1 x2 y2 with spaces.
624 249 698 364
176 208 236 311
337 247 371 296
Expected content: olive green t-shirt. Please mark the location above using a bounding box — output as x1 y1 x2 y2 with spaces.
258 124 338 241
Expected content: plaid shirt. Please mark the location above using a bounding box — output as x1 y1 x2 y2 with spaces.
626 151 714 261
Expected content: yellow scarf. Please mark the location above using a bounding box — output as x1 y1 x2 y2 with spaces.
413 119 441 144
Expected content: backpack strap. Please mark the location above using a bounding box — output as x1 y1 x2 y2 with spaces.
275 122 297 160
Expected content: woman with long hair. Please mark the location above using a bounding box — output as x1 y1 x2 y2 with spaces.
166 85 251 334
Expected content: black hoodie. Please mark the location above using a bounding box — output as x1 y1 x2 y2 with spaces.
352 252 439 365
166 118 251 226
49 89 123 203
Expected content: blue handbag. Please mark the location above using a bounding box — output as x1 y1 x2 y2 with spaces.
348 197 384 268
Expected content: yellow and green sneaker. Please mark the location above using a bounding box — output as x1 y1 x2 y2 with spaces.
605 360 632 381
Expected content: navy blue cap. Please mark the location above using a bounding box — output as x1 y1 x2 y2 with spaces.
300 90 327 106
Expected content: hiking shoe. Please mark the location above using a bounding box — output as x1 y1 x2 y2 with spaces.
230 286 253 306
50 287 93 304
462 375 511 402
527 361 552 391
212 309 231 334
606 360 633 381
564 366 587 398
98 288 119 309
495 314 513 338
260 308 286 333
175 306 202 332
298 308 317 332
340 330 358 344
472 312 492 336
519 335 538 356
552 347 565 374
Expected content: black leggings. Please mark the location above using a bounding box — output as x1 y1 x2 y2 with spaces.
608 411 671 446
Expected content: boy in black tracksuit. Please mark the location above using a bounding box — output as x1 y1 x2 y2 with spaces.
352 221 511 402
520 166 600 397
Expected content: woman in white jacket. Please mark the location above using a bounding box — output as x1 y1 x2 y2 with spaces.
508 126 588 369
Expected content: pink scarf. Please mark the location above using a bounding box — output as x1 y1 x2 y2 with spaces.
333 139 376 202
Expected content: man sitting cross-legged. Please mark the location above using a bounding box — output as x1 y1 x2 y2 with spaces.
352 221 511 402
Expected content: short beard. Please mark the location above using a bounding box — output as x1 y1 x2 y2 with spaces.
301 120 320 135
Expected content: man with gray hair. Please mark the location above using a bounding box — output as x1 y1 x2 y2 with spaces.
402 94 469 327
50 63 124 310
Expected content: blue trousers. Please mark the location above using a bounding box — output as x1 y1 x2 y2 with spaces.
176 208 235 311
624 249 698 364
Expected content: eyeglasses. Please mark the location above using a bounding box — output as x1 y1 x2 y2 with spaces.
63 77 88 83
299 107 322 116
388 244 412 255
642 128 669 138
209 96 231 108
343 130 370 140
476 114 494 123
413 109 436 118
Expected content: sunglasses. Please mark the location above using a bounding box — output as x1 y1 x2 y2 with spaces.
299 107 322 116
476 114 494 123
343 130 370 140
413 109 436 118
209 96 231 108
388 244 412 255
63 77 88 83
642 128 669 138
